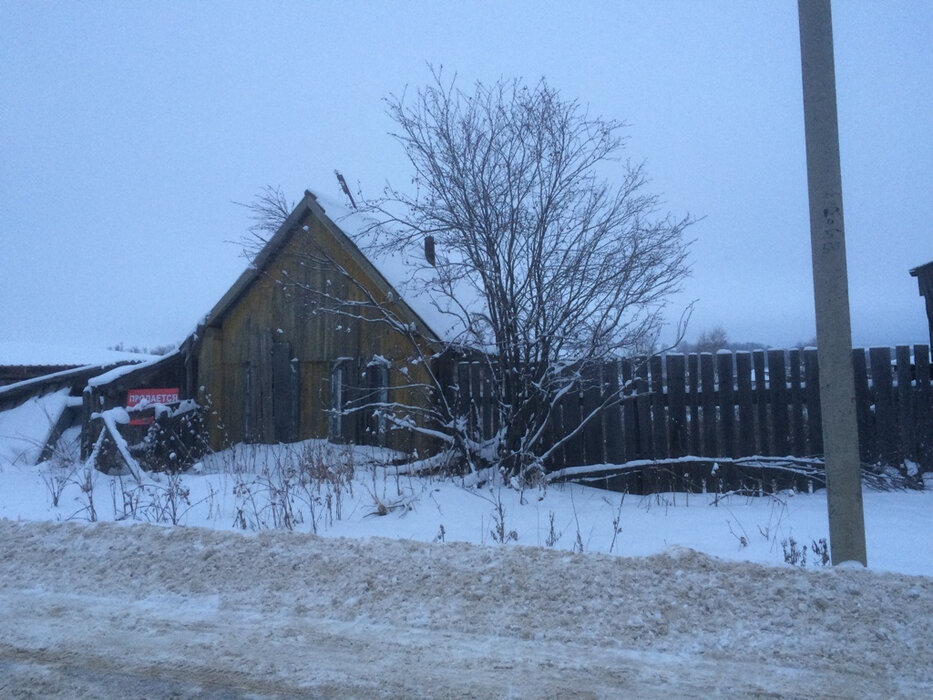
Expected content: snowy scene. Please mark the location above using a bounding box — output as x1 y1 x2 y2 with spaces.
3 2 933 697
1 398 932 696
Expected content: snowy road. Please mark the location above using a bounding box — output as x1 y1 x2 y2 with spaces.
2 520 931 698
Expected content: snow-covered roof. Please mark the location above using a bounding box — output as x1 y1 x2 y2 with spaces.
0 341 157 368
86 351 177 387
312 191 478 344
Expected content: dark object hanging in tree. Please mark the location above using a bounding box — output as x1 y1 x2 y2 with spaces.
335 170 357 209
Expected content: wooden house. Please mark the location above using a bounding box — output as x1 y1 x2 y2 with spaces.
196 190 446 454
2 191 457 467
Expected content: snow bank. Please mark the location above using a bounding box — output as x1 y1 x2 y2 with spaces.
0 519 930 697
0 387 70 465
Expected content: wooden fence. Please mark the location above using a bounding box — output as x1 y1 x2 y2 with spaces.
444 345 933 480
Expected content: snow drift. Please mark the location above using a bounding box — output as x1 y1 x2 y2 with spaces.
1 519 931 697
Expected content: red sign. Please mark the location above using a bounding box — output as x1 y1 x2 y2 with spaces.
127 388 179 425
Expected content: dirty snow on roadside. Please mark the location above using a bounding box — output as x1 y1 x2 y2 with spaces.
1 519 931 698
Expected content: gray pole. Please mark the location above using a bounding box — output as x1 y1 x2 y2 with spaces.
798 0 867 566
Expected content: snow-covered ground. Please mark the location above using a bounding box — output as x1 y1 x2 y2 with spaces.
1 410 932 696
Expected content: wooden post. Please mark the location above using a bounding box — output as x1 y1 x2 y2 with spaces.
798 0 867 565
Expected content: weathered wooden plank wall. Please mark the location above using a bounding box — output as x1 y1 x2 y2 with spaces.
442 345 933 475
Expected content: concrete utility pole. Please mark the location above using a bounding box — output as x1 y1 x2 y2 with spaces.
798 0 867 566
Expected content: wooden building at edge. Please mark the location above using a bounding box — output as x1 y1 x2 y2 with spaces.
195 190 442 455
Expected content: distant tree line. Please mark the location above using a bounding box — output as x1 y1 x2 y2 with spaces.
676 326 816 354
109 342 176 356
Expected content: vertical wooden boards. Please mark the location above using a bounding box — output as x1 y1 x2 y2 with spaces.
851 348 873 463
478 363 494 441
603 361 624 464
717 352 735 458
688 353 700 455
650 355 667 459
272 342 299 443
580 364 604 464
468 362 483 439
420 345 933 475
804 348 822 456
561 378 584 466
456 362 472 432
634 358 653 459
699 353 716 457
915 346 932 467
753 351 770 455
667 354 686 458
735 352 755 456
344 359 362 444
789 349 806 456
259 328 275 442
895 345 914 463
870 346 897 466
768 350 790 455
620 358 638 462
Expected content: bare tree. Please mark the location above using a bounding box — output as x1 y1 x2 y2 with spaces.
361 71 693 481
234 185 292 261
693 326 730 353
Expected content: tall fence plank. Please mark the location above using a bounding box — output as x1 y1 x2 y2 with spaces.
581 365 604 464
735 352 755 456
789 349 806 456
634 358 652 459
768 350 790 455
753 351 769 455
916 346 932 466
650 355 667 459
700 353 716 457
620 359 637 462
896 345 914 462
603 362 624 464
717 352 735 458
804 349 822 456
667 354 687 457
852 349 873 463
688 353 701 455
870 346 897 466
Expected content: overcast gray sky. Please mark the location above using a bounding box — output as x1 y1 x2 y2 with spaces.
2 1 931 352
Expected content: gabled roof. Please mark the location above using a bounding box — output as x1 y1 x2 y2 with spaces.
909 260 933 278
204 189 467 342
